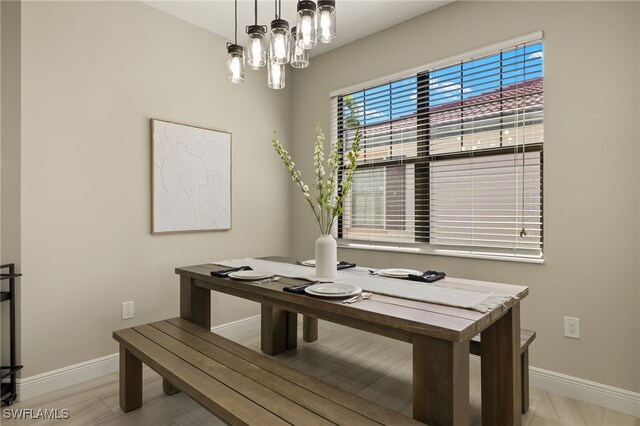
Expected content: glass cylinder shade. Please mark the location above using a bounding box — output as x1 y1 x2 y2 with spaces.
226 44 245 84
296 0 317 50
246 25 267 70
267 55 285 89
290 27 309 68
318 0 336 43
270 19 290 64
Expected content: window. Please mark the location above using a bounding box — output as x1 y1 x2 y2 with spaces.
333 35 543 261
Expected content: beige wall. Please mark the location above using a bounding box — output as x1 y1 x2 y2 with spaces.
13 0 640 394
291 1 640 392
1 0 22 365
1 0 22 264
19 1 292 376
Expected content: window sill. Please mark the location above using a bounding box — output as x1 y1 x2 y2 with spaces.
337 242 544 264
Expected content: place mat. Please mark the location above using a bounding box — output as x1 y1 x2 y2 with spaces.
339 270 513 313
213 258 514 313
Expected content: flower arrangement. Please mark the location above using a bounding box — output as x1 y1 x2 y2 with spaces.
272 111 361 235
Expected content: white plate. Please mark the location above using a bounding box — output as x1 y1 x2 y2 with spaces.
376 268 422 278
228 270 274 280
305 283 362 298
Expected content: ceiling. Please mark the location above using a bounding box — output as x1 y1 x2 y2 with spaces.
144 1 453 57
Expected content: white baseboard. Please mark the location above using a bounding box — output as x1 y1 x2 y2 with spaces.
17 353 119 402
15 316 640 418
209 314 261 336
528 366 640 417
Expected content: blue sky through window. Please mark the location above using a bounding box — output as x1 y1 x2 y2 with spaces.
349 76 418 126
347 42 543 122
431 42 543 106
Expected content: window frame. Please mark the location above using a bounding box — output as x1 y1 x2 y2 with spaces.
332 32 544 263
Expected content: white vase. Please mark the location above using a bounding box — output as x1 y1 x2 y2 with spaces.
315 234 337 279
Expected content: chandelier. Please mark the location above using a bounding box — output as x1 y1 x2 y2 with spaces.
227 0 336 89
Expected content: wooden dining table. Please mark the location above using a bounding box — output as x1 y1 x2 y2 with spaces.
175 258 528 426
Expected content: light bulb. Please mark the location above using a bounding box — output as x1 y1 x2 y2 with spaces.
272 61 281 81
274 33 286 61
250 38 262 67
301 15 312 47
230 57 241 79
320 10 331 40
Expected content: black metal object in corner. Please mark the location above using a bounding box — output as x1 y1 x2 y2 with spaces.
1 263 23 406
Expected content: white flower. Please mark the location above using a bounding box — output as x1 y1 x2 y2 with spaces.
272 114 361 234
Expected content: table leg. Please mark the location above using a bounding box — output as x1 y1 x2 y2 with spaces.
162 379 180 396
261 305 297 355
413 334 469 426
481 303 522 426
180 276 211 329
119 346 142 413
286 311 298 350
303 316 318 342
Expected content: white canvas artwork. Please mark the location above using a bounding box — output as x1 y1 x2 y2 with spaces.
152 119 231 233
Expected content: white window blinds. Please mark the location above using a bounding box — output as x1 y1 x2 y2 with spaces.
332 35 543 260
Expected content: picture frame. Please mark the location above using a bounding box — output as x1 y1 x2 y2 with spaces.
151 119 231 234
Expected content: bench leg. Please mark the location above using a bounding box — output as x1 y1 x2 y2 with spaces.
303 316 318 342
119 346 142 413
163 379 181 396
521 349 529 414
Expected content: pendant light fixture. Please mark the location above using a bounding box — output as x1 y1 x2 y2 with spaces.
225 0 336 89
246 0 267 70
290 27 309 69
226 0 245 83
270 0 290 65
318 0 336 43
295 0 317 50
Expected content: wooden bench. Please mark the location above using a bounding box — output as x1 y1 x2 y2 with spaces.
113 317 423 425
469 328 536 414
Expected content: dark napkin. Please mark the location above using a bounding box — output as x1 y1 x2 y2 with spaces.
210 266 253 278
407 270 446 283
283 284 312 294
337 261 356 270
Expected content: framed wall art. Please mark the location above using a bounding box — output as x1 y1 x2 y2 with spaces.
151 119 231 234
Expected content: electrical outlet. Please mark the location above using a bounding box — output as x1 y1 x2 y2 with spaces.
122 301 134 320
564 316 580 339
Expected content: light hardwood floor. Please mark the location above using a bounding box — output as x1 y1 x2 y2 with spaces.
4 323 639 426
